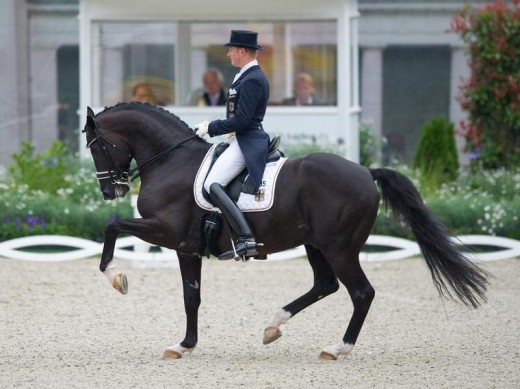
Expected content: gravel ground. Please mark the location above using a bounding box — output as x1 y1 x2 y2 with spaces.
0 256 518 389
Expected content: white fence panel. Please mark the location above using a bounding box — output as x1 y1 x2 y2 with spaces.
1 235 518 266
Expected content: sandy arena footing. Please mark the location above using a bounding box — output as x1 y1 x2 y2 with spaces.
0 257 518 388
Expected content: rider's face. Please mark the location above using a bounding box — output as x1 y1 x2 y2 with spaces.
227 47 243 68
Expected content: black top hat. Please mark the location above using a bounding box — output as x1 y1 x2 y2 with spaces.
224 30 263 51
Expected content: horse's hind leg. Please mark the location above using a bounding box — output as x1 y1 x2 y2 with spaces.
320 255 375 360
263 244 339 344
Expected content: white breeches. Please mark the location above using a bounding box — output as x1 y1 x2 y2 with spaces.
204 136 246 193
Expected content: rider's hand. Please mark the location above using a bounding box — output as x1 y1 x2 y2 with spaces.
194 121 210 138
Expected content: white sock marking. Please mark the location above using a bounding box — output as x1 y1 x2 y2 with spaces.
321 341 354 358
165 343 194 356
103 263 118 284
268 309 292 328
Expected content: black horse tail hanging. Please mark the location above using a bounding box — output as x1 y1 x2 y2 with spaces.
370 168 489 308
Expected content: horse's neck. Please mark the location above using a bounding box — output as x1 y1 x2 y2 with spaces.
127 113 186 157
131 120 209 182
99 107 210 183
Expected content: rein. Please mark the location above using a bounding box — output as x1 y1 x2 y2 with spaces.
85 121 197 185
128 134 197 182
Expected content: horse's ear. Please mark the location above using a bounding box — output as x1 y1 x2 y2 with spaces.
85 106 99 132
84 107 96 133
85 115 96 130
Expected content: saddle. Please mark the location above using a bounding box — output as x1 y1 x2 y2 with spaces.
199 135 283 260
201 135 283 204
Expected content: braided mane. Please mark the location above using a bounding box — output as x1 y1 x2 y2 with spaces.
96 101 192 131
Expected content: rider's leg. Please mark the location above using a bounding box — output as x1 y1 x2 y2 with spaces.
204 137 258 259
208 183 258 259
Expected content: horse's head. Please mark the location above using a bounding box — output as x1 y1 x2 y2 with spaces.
83 106 132 200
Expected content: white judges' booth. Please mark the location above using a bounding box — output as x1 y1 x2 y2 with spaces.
79 0 360 160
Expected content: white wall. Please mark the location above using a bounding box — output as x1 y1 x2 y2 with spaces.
0 0 30 167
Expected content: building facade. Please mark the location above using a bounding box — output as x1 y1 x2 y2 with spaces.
0 0 487 167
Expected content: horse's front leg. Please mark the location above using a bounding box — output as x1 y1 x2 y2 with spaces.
100 217 162 295
163 252 202 360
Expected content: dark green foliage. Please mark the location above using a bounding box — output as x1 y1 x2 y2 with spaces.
1 141 518 241
359 123 376 167
450 1 520 168
9 141 69 193
0 141 132 241
372 167 520 240
412 117 459 193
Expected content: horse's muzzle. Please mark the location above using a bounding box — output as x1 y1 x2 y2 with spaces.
102 191 115 201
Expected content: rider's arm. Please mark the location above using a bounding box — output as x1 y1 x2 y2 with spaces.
208 78 264 136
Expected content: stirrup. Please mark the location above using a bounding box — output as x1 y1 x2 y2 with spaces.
218 240 261 261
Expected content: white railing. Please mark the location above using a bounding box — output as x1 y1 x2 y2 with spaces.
0 234 518 266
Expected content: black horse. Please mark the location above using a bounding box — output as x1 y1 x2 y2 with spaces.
83 102 489 360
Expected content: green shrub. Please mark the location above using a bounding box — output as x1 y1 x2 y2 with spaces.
372 166 520 239
0 177 132 241
450 1 520 168
412 117 459 194
9 141 69 193
359 123 376 167
0 141 132 241
1 141 518 241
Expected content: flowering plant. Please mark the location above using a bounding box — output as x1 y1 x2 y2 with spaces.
0 142 131 241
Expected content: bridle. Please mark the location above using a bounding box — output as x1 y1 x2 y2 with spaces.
84 121 197 186
84 124 132 186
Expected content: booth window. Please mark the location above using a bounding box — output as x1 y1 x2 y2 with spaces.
92 20 337 107
92 22 176 107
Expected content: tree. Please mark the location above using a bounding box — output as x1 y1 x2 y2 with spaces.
450 0 520 168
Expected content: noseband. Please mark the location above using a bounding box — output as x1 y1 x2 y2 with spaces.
84 122 197 186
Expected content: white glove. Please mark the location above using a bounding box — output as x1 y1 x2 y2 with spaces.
194 121 210 138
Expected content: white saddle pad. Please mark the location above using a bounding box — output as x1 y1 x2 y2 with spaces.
194 144 287 213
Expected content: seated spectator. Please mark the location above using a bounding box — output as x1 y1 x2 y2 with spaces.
187 68 226 107
282 72 322 106
131 82 160 105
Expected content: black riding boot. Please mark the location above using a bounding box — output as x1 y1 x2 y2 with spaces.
209 183 259 260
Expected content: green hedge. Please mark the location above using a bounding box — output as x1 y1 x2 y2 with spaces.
0 142 132 241
1 141 518 241
372 167 520 240
0 181 132 241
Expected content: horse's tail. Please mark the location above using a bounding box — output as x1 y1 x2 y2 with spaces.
370 168 490 308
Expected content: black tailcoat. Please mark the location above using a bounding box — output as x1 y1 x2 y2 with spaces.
208 65 269 191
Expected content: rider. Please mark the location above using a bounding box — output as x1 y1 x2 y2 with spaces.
194 30 269 260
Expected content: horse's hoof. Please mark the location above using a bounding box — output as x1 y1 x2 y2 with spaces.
112 273 128 295
162 349 183 359
263 326 282 345
319 351 337 361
